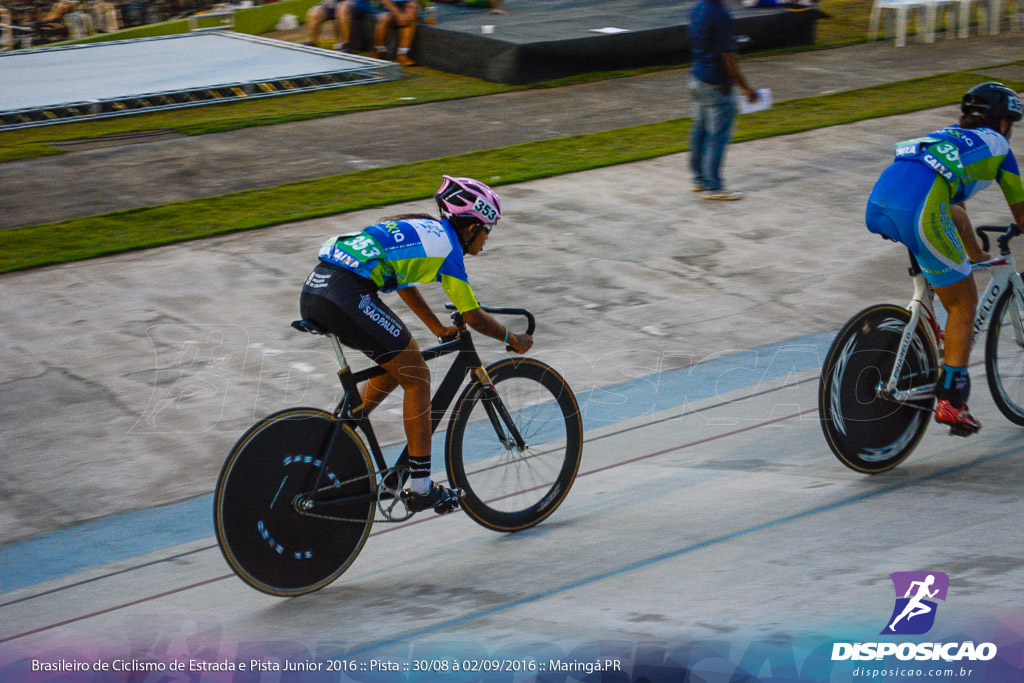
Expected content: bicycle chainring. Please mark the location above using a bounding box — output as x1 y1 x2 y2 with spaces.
376 467 413 522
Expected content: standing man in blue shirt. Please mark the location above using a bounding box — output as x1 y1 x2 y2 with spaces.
688 0 758 200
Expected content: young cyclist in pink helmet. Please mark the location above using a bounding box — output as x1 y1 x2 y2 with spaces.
300 175 533 513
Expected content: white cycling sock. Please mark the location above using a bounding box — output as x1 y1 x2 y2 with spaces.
407 476 430 495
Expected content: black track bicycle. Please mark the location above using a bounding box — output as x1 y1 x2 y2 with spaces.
214 305 583 596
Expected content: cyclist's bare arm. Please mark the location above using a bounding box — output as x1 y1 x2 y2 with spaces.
463 307 533 354
1011 200 1024 233
951 204 989 262
398 287 459 338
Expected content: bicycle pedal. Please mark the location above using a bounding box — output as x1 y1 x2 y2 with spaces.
437 488 464 515
948 424 979 437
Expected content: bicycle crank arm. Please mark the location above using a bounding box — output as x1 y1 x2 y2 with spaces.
293 492 377 512
876 383 935 406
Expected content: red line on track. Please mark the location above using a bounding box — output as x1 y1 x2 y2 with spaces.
1 576 229 644
2 408 815 643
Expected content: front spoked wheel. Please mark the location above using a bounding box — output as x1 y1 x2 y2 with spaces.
446 358 583 532
214 408 375 596
818 304 938 473
986 286 1024 424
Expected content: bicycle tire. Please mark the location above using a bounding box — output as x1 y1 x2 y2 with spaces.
214 408 375 596
985 286 1024 424
818 304 938 473
445 358 582 532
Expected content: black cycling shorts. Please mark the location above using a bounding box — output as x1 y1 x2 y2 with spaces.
299 262 412 364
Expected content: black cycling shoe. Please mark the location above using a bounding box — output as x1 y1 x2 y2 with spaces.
403 481 463 515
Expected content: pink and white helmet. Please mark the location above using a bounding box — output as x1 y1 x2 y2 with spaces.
434 175 502 226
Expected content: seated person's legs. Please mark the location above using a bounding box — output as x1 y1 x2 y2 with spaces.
304 4 327 45
373 7 393 58
337 0 374 51
306 0 343 47
394 0 418 65
374 0 417 64
336 0 354 50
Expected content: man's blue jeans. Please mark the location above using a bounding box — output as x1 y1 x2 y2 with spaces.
688 78 737 192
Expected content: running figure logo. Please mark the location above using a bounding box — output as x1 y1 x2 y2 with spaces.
881 571 949 635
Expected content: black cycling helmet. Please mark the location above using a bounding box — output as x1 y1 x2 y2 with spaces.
961 82 1023 123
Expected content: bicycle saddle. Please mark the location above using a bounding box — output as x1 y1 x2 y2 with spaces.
291 319 328 335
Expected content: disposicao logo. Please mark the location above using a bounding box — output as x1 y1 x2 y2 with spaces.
831 571 998 662
881 571 948 635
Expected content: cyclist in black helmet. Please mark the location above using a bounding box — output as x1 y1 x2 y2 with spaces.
865 82 1024 435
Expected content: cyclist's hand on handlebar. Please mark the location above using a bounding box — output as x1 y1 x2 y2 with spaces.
437 325 461 342
507 332 533 355
970 251 993 264
967 241 992 263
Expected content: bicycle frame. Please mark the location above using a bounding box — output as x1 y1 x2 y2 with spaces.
884 225 1024 403
298 306 534 513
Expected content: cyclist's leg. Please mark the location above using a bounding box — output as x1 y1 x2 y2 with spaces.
299 263 414 418
373 345 461 512
910 177 979 431
934 276 978 368
360 372 397 413
374 341 432 482
867 164 979 431
299 264 458 509
910 178 973 358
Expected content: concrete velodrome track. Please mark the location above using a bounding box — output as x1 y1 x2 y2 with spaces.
1 106 1023 680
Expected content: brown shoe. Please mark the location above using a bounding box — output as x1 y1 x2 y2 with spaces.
396 53 416 66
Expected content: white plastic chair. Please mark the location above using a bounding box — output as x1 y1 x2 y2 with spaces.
64 11 94 38
919 0 959 38
988 0 1022 32
0 6 31 49
869 0 925 46
0 6 11 50
956 0 989 35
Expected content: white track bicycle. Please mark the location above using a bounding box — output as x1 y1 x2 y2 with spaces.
819 224 1024 473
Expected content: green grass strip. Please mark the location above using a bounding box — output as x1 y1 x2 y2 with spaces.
0 0 878 164
2 69 1021 273
45 0 320 45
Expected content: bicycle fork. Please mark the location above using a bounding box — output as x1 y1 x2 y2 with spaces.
474 366 527 452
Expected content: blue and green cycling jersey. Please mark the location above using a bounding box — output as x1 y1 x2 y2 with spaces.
893 125 1024 205
318 217 481 313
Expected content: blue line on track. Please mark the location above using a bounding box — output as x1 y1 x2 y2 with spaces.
0 332 833 594
350 450 1009 655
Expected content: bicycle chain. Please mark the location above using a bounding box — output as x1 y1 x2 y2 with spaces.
295 467 415 524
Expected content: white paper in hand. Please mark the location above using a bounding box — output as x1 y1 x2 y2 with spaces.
737 88 773 114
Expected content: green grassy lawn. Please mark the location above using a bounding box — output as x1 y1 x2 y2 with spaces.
814 0 875 47
0 0 874 164
2 67 1020 273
